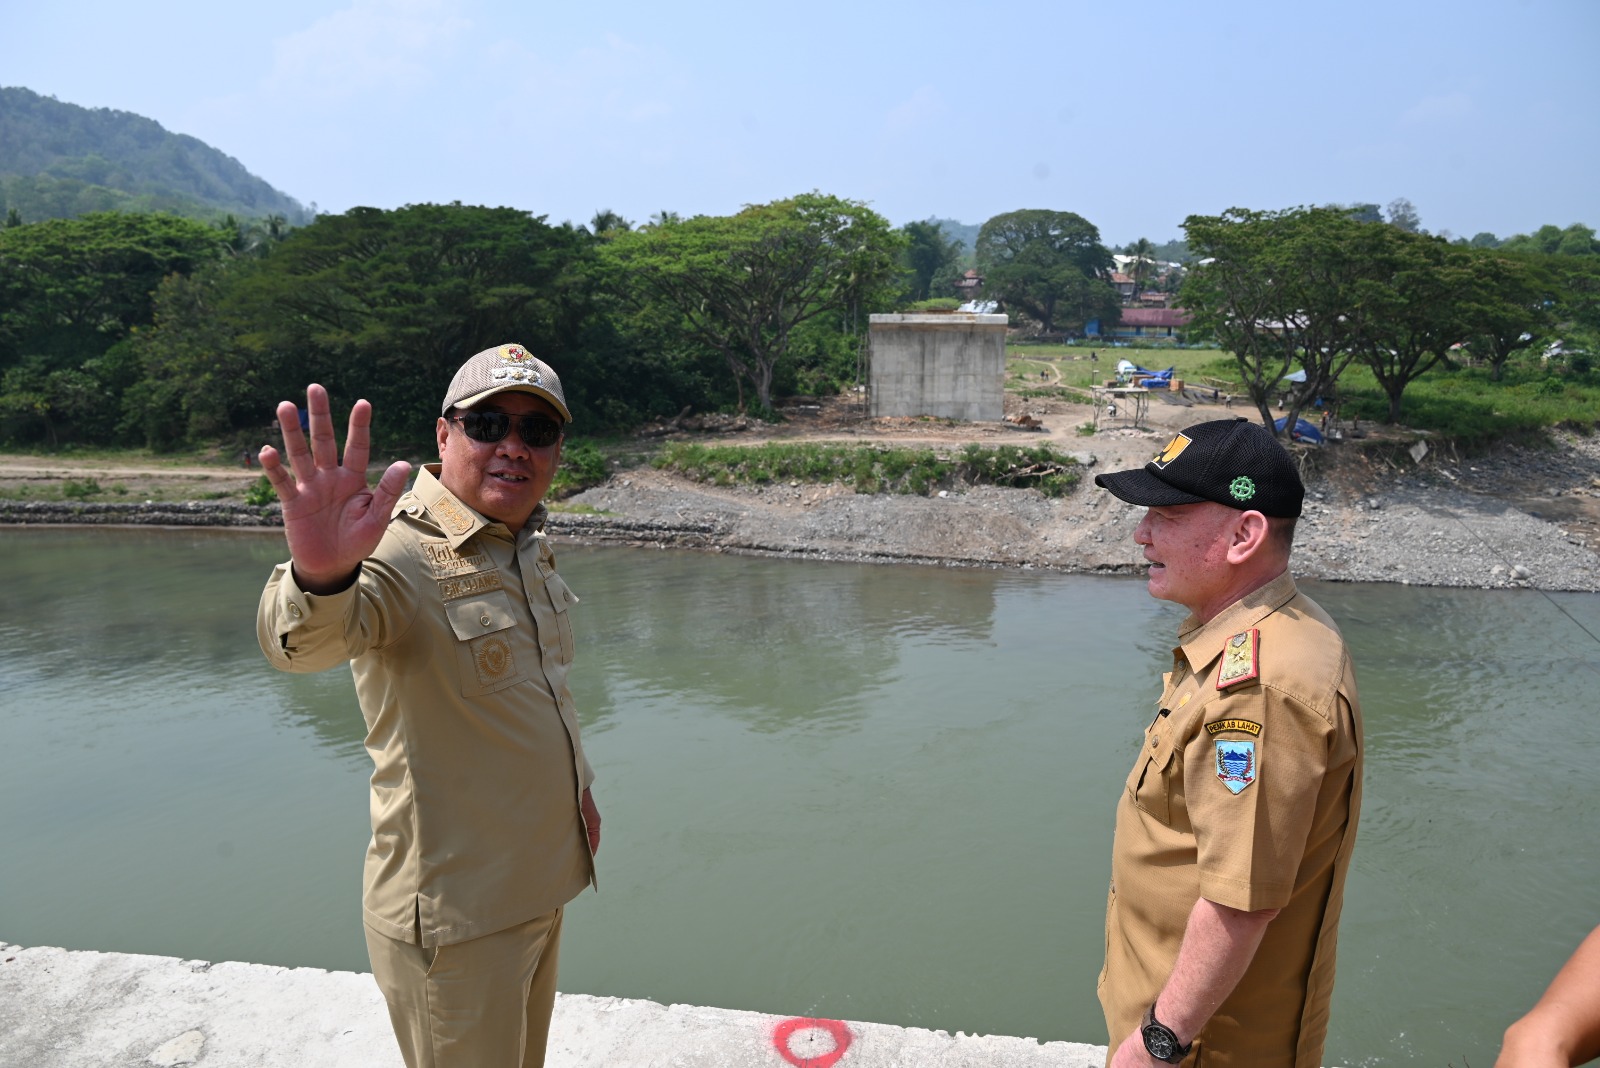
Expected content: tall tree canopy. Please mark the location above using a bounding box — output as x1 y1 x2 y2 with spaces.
192 202 595 443
1182 207 1375 434
900 220 963 303
0 212 228 444
602 192 902 412
0 211 228 366
974 209 1117 334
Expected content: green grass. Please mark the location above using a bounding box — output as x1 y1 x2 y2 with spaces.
1332 363 1600 441
1007 343 1237 391
652 441 1081 497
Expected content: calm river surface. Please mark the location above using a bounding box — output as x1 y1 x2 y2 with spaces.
2 528 1597 1066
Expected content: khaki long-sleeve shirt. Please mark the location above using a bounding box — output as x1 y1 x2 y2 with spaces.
1099 572 1363 1067
257 466 595 948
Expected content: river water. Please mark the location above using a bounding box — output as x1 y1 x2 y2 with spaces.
2 528 1597 1066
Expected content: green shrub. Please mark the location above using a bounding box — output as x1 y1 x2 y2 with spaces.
61 479 101 499
244 475 277 506
550 441 610 498
651 441 1080 497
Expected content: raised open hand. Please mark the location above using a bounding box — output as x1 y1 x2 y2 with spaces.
258 384 412 593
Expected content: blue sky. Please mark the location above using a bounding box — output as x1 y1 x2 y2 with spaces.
5 0 1596 246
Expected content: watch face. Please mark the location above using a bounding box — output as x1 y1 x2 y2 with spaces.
1143 1023 1181 1061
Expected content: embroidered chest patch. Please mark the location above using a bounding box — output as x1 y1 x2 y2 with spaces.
421 542 489 578
1215 740 1257 794
1216 629 1260 689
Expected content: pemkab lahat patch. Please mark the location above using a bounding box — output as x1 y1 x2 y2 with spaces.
1215 739 1257 794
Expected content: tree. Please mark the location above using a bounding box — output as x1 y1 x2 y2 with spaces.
588 209 631 238
1460 251 1555 381
1502 223 1600 257
1385 198 1422 233
975 209 1117 334
1126 237 1156 298
216 203 593 443
900 220 963 303
1182 207 1373 436
1347 229 1479 422
0 211 228 369
602 192 903 413
1325 202 1383 224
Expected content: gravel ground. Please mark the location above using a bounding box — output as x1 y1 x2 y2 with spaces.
3 422 1596 593
559 427 1600 593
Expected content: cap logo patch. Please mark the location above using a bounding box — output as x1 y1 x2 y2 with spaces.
500 344 530 362
1215 740 1257 794
1152 433 1192 469
1229 475 1256 502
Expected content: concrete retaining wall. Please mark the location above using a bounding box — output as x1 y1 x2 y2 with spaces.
0 942 1107 1068
868 314 1008 422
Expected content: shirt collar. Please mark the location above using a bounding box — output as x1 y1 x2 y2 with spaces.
1176 570 1298 671
410 465 548 549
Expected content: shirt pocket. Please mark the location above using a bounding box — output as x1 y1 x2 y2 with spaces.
445 589 528 697
543 572 579 665
1129 719 1179 826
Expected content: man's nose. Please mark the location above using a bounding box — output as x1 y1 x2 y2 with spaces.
495 427 533 457
1134 510 1154 544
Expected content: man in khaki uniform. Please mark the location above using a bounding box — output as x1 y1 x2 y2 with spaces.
1092 418 1362 1068
256 344 600 1068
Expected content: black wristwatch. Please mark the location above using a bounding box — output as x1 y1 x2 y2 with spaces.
1141 1002 1192 1064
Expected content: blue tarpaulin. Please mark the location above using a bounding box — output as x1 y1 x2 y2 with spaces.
1273 416 1324 444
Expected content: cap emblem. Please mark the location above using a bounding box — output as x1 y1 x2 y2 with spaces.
1229 476 1256 502
1152 433 1192 469
491 366 543 386
500 344 530 362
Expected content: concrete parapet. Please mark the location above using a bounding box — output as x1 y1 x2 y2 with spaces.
868 313 1008 422
0 942 1107 1067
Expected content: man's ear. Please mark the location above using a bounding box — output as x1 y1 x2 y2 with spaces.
436 416 451 460
1226 510 1271 565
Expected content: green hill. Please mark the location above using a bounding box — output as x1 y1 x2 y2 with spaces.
0 86 311 225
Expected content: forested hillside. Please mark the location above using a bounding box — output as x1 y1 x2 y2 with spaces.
0 87 310 225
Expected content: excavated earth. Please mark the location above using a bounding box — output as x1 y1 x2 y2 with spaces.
2 392 1597 592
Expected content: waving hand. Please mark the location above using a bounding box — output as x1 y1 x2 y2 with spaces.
258 384 412 594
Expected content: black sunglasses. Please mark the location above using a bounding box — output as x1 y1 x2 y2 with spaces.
450 410 563 448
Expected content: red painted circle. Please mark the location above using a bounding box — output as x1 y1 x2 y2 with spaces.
772 1017 853 1068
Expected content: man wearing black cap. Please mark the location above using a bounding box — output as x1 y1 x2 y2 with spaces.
1092 418 1363 1068
255 344 599 1068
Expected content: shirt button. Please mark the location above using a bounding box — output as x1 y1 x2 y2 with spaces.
1149 737 1158 750
288 604 302 618
480 614 492 627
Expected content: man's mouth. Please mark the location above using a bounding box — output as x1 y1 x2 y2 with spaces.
490 472 528 483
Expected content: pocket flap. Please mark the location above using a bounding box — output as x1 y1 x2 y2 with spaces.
544 573 579 612
445 590 517 641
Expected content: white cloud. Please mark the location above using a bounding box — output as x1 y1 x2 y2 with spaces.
1399 92 1473 126
265 0 472 100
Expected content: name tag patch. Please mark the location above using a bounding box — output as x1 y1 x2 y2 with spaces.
421 541 490 578
1215 740 1257 794
1205 718 1262 737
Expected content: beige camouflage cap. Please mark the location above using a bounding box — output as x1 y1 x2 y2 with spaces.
440 343 571 422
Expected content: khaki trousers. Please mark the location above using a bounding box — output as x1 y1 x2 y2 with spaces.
365 907 564 1068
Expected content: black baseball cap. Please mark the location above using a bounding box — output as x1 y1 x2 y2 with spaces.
1094 418 1304 518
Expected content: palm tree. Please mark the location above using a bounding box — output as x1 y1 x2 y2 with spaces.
1128 237 1155 299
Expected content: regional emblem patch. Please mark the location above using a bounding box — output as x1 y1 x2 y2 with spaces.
1215 739 1257 794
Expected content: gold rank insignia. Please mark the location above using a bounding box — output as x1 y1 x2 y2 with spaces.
431 496 475 537
1216 628 1261 689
